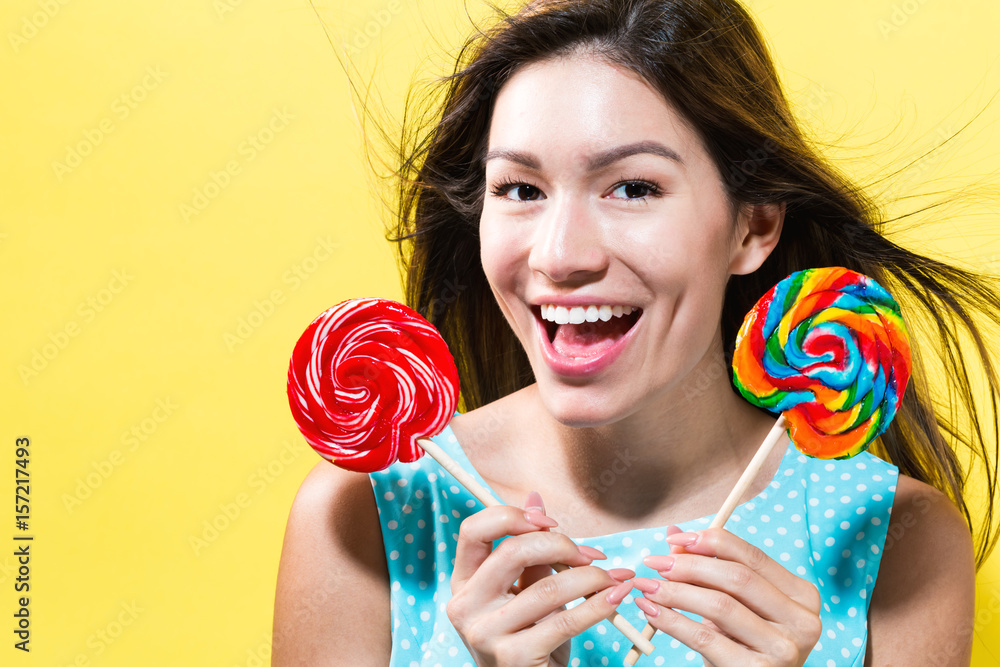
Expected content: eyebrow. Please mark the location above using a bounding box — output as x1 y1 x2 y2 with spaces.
482 140 684 171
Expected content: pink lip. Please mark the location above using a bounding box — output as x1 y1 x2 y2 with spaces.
534 308 642 378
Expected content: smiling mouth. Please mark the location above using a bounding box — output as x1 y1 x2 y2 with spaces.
534 304 643 359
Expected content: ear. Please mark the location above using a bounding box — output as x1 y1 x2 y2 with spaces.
728 202 785 276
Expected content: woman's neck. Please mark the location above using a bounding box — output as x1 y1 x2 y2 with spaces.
453 349 787 536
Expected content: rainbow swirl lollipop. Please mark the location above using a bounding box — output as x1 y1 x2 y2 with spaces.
286 298 459 473
732 266 911 459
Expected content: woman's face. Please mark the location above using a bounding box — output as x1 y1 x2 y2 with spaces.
480 54 776 427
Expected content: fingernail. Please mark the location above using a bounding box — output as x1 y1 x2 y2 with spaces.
606 580 633 605
577 545 607 560
642 555 674 571
524 510 558 528
666 532 698 547
525 491 545 513
630 576 660 594
607 568 635 582
634 596 660 617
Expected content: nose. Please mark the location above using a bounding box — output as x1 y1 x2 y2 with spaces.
527 195 610 284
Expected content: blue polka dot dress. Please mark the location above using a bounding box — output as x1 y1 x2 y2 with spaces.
369 420 898 666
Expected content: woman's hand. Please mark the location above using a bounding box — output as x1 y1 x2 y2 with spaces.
446 493 635 667
631 527 822 667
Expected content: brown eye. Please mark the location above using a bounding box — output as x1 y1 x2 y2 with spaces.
490 179 543 202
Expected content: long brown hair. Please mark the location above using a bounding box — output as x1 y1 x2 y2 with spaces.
349 0 1000 566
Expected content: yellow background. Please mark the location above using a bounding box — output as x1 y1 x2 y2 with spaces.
2 0 999 664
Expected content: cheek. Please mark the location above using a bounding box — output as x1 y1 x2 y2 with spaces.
478 217 523 287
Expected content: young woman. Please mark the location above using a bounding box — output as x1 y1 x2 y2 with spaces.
273 1 999 664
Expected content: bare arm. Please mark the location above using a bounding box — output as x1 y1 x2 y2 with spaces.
272 460 391 666
866 474 976 665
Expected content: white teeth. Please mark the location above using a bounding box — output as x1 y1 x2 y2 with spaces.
539 303 640 323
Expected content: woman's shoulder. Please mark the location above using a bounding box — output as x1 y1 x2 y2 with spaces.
865 473 975 664
272 460 391 664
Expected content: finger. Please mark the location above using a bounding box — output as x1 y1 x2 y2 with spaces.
663 528 820 609
632 600 746 664
632 577 774 652
640 551 802 625
666 524 688 555
486 565 630 635
518 492 553 591
518 580 636 650
451 505 570 594
463 530 601 602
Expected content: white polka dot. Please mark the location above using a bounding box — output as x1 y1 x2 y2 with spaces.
774 504 784 512
449 646 459 657
417 519 426 529
747 526 757 534
405 564 414 574
872 517 882 526
787 490 799 499
622 536 633 547
856 506 866 515
401 639 410 649
848 607 858 618
415 490 424 499
402 504 412 514
825 485 836 493
827 629 836 639
856 484 867 492
405 534 414 543
794 539 804 548
873 475 882 482
780 553 790 561
388 520 398 530
761 514 771 523
686 650 697 661
831 595 840 604
810 498 820 507
828 566 838 575
852 637 862 646
825 463 835 471
810 473 820 482
452 509 461 518
407 595 416 605
824 537 835 547
397 478 408 487
466 499 476 508
873 494 883 502
777 526 787 535
384 491 395 501
840 495 852 504
390 550 400 560
797 566 807 575
420 610 430 621
764 538 774 547
841 473 851 481
824 509 835 518
840 521 850 530
842 649 850 658
584 640 594 650
791 514 802 522
597 624 607 635
856 461 867 470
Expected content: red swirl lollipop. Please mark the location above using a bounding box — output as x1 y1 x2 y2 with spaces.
286 298 459 473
